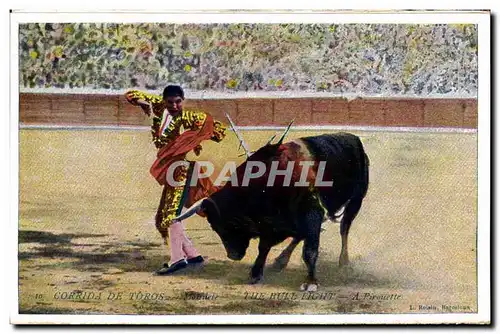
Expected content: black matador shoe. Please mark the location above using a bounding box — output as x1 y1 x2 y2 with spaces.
187 255 204 265
155 259 188 275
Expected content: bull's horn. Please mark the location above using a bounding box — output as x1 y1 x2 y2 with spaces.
173 198 206 222
276 119 294 145
265 134 277 146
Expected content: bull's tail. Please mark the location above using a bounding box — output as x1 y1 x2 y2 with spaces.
318 134 369 223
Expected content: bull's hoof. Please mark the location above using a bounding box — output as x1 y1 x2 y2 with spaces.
339 259 350 267
339 255 350 267
249 275 264 285
300 283 318 292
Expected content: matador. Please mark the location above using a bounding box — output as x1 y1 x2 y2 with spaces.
125 85 227 275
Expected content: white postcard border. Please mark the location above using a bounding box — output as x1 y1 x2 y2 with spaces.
9 10 491 325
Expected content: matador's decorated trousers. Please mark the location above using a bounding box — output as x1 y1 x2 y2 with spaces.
155 160 194 239
154 160 218 264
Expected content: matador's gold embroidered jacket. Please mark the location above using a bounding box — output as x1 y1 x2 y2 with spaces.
125 90 227 149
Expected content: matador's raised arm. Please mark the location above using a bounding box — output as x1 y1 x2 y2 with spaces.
125 90 165 117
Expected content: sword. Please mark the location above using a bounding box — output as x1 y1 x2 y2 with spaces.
225 112 252 158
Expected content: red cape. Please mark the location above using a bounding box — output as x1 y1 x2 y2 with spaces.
150 113 216 187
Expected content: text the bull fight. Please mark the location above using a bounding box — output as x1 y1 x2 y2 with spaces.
174 131 370 292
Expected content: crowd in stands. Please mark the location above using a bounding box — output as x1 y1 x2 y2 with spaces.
19 23 478 95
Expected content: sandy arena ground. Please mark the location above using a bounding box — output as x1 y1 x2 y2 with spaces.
18 129 477 315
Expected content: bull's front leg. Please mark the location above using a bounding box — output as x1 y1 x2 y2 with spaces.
299 208 323 292
300 237 319 291
249 239 272 284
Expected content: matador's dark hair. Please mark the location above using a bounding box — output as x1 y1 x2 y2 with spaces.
163 85 185 100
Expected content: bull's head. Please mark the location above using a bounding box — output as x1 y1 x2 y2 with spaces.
172 121 294 260
173 196 250 261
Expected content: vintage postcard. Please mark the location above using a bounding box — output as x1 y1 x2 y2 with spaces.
10 10 490 325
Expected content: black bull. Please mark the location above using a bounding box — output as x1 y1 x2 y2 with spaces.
175 132 369 291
